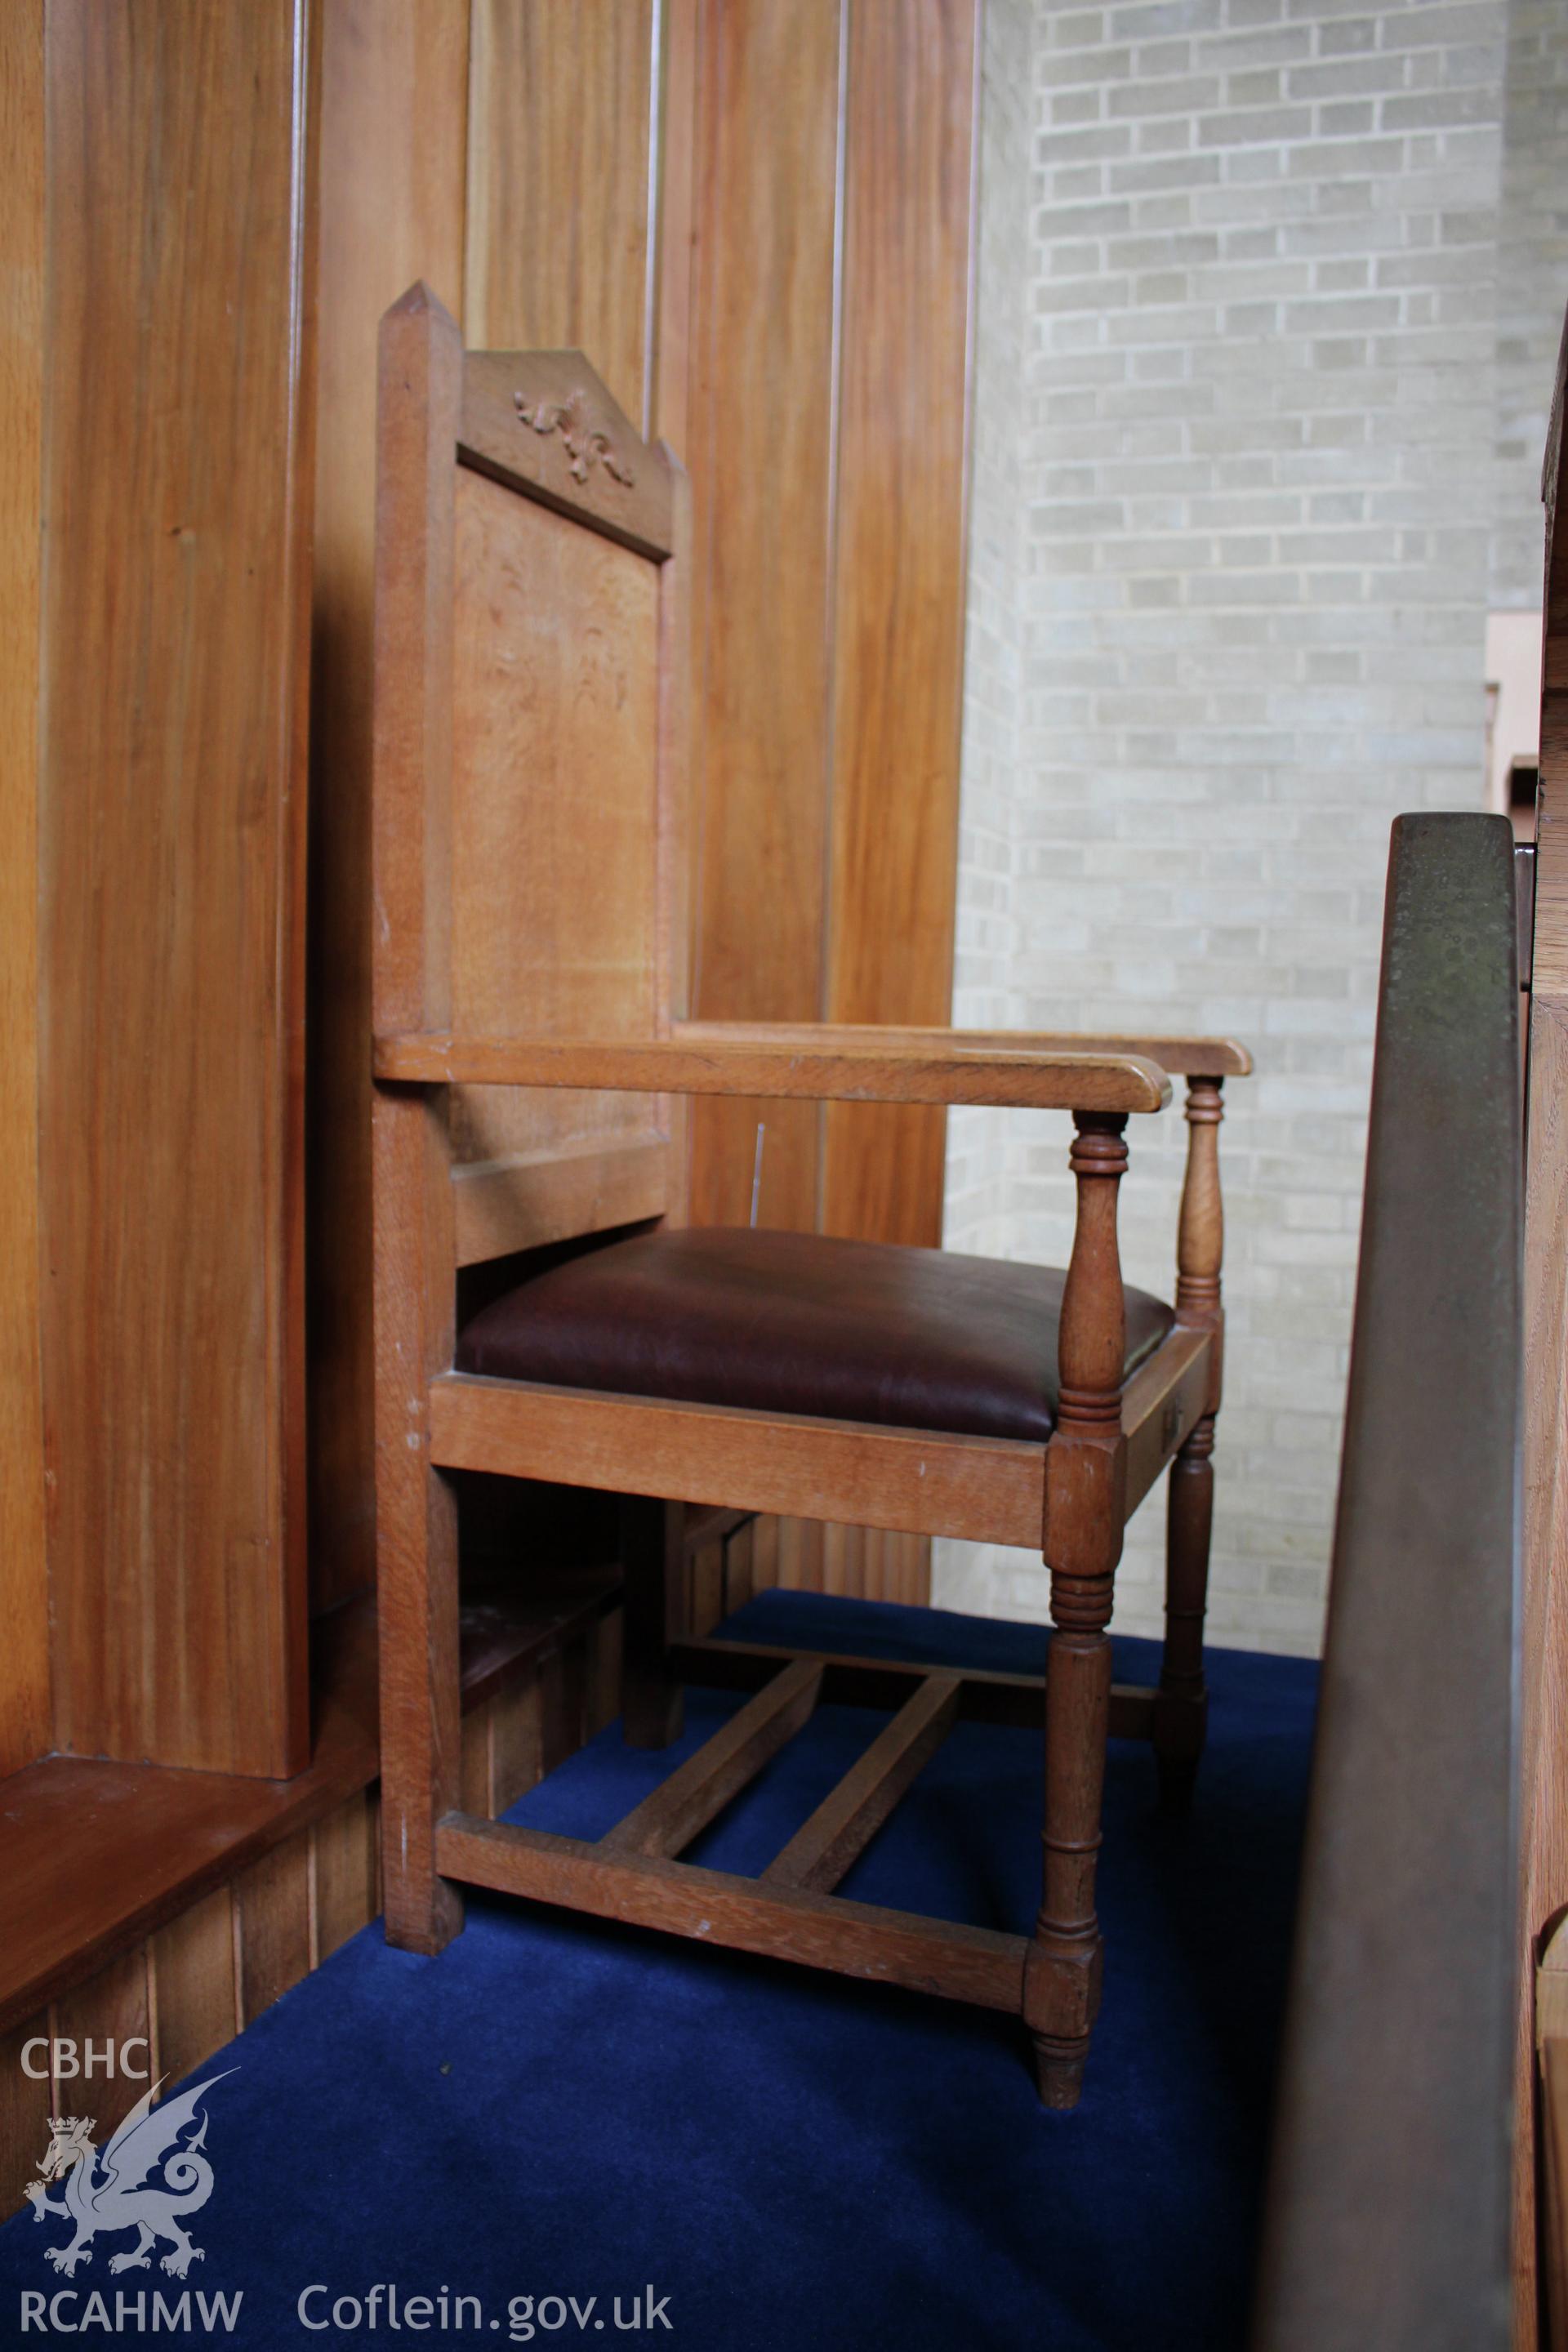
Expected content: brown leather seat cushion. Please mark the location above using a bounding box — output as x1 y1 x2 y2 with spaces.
455 1227 1174 1445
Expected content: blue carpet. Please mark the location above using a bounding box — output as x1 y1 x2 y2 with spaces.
0 1592 1316 2350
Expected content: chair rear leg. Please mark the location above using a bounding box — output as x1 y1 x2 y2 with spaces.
1154 1414 1214 1811
379 1460 465 1955
1156 1073 1226 1812
621 1495 685 1748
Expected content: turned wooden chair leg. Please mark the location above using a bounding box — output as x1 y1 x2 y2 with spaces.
1032 1599 1114 2106
1027 1111 1128 2108
1154 1074 1226 1811
621 1494 686 1748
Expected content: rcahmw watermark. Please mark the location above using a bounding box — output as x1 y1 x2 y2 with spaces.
297 2284 674 2339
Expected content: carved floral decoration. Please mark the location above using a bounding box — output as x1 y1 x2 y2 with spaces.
512 390 636 490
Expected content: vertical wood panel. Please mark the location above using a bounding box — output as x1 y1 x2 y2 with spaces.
674 1 975 1609
684 0 843 1235
235 1830 314 2026
461 1690 498 1816
51 1949 151 2151
586 1606 623 1738
651 0 700 460
492 1671 546 1815
314 1790 379 1959
307 2 970 1633
149 1886 238 2090
40 0 318 1773
541 1646 587 1778
776 1517 826 1595
821 0 978 1249
690 1535 725 1635
724 1519 755 1614
0 2013 52 2221
310 0 470 1615
465 0 655 428
822 1523 854 1598
0 0 49 1777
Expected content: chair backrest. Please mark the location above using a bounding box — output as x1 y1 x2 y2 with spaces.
372 284 688 1273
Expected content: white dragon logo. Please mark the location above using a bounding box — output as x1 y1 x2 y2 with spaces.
24 2072 233 2278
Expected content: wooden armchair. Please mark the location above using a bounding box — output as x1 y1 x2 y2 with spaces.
370 285 1251 2108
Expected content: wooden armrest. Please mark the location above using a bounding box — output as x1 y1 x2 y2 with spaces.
372 1032 1172 1114
675 1018 1252 1079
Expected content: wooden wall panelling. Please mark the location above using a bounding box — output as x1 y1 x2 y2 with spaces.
492 1669 546 1815
825 1526 855 1600
777 1518 826 1595
368 1788 385 1920
541 1647 587 1780
0 2013 52 2221
752 1512 781 1593
721 1514 926 1610
724 1519 755 1613
314 0 666 1615
51 1949 150 2152
234 1829 314 2028
310 0 470 1615
682 0 844 1236
672 2 979 1604
692 1535 725 1636
313 1789 379 1962
586 1606 624 1738
820 0 979 1249
465 0 656 427
651 0 699 461
40 0 318 1775
0 0 48 1779
461 1690 499 1818
149 1887 238 2091
307 2 976 1633
457 1659 564 1821
0 1607 621 2224
885 1530 932 1606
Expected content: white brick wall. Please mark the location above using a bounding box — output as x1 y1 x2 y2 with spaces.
1494 0 1568 605
938 0 1565 1655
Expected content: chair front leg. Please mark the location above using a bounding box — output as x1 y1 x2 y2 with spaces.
1027 1111 1129 2109
1155 1076 1225 1810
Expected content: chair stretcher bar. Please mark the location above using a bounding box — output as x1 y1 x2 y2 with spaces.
669 1637 1158 1742
434 1813 1029 2012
